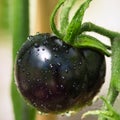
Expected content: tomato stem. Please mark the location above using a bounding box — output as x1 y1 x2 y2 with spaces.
98 37 120 120
81 22 120 39
110 37 120 91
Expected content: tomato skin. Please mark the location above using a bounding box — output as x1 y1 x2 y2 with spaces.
82 49 105 100
15 33 105 114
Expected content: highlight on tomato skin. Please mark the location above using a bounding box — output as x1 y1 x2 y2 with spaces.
15 33 106 114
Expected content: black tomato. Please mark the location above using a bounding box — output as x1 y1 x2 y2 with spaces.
15 33 106 114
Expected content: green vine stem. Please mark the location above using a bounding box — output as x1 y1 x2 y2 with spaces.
110 37 120 92
98 37 120 120
11 0 36 120
81 22 120 39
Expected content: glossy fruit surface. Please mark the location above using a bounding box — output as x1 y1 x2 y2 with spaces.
15 33 106 114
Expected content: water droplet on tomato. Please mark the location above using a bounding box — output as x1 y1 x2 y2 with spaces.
38 111 43 115
66 50 69 54
37 79 40 82
62 45 66 48
48 90 52 95
55 47 58 51
36 32 40 35
63 111 74 116
79 62 82 65
34 43 39 48
27 35 33 41
43 40 48 45
45 82 48 86
53 47 58 51
17 59 21 63
62 76 65 80
65 69 68 73
49 64 53 68
53 47 55 51
57 62 61 66
27 79 30 82
17 59 22 65
60 84 64 88
54 54 58 58
33 102 37 107
26 72 30 76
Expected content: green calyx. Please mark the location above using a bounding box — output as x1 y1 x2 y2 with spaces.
50 0 113 56
59 0 78 34
63 0 92 43
73 34 111 56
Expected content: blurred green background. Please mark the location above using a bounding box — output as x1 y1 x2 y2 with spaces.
0 0 9 31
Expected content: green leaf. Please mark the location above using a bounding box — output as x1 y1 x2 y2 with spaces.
73 34 111 56
11 0 36 120
59 0 77 34
64 0 92 43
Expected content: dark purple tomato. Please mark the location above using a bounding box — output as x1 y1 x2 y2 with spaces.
15 33 105 114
